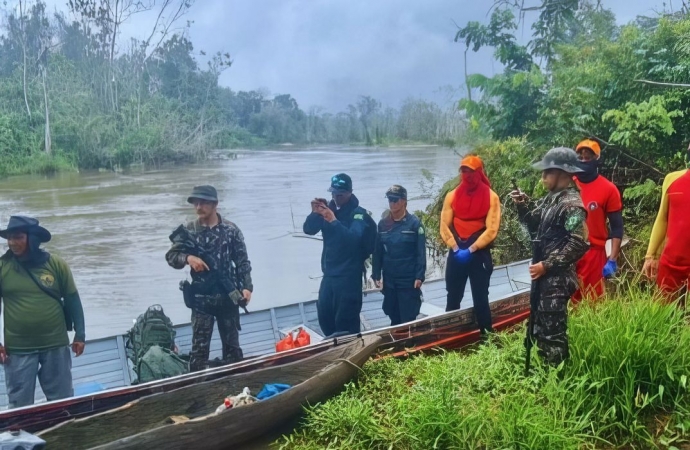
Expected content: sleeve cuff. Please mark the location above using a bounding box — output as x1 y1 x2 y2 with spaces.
243 277 254 292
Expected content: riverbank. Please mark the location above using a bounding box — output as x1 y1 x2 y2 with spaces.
0 140 449 178
277 285 690 449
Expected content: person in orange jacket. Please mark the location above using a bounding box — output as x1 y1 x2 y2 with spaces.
440 155 500 333
572 139 624 303
643 144 690 299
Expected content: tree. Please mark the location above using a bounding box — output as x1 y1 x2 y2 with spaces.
66 0 194 112
356 95 380 145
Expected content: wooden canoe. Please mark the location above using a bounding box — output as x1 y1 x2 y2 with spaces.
0 336 351 434
36 334 383 450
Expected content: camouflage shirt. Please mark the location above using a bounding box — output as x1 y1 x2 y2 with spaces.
517 188 588 283
165 214 253 292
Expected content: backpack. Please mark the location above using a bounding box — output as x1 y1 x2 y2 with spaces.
137 345 189 384
125 305 180 383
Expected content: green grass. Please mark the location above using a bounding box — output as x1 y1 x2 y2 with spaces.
0 152 75 176
276 286 690 449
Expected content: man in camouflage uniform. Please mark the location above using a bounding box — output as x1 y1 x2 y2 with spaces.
511 147 589 365
166 185 253 371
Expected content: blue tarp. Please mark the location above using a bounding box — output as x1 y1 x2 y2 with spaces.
256 383 291 400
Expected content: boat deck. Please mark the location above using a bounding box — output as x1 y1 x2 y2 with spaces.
0 259 530 410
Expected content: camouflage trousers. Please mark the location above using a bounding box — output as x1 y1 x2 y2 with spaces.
189 295 243 372
532 291 569 366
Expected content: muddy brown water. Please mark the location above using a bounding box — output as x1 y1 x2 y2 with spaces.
0 145 458 339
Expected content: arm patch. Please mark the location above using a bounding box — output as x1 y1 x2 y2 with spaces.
565 209 586 233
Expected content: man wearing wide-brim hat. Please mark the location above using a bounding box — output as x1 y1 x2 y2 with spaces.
0 216 86 408
510 147 589 366
166 185 254 371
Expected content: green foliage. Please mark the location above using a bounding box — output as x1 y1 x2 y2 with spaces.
622 179 661 223
566 286 690 444
460 66 545 140
455 8 532 71
457 4 690 180
529 0 579 62
603 95 684 150
277 288 690 449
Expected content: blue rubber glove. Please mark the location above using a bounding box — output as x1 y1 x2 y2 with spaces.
453 248 473 264
602 260 617 279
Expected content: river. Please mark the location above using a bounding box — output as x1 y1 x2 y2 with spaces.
0 145 459 339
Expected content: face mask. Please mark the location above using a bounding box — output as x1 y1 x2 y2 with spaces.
576 159 599 183
462 171 480 188
19 232 49 266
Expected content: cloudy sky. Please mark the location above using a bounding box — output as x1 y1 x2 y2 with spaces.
45 0 672 112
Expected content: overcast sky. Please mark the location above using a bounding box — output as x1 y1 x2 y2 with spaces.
45 0 673 112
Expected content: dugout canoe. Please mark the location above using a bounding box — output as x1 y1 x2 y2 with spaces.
37 334 383 450
35 289 532 450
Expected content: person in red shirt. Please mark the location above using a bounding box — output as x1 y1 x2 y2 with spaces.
572 139 624 303
643 143 690 299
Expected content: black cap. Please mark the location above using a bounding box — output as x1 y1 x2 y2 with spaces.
327 173 353 193
187 185 219 204
385 185 407 200
0 216 51 242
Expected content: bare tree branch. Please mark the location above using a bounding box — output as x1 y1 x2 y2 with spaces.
586 134 665 175
143 0 192 62
635 79 690 88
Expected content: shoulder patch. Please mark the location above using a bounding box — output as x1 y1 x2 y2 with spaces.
354 214 364 220
418 226 425 235
565 209 586 233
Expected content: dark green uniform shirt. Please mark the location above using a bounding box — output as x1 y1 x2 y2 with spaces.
1 255 77 352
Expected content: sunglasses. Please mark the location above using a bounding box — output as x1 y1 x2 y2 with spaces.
387 197 403 203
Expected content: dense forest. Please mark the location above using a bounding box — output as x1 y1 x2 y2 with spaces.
0 0 466 175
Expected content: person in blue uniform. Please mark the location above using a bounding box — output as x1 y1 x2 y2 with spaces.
371 185 426 326
303 173 376 337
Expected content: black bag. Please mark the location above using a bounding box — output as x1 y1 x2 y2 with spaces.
179 280 196 309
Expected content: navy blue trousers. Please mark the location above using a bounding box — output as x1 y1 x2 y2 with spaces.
445 248 494 332
317 274 363 337
382 286 422 326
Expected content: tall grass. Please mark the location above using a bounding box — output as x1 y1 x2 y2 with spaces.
0 152 75 176
277 287 690 449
